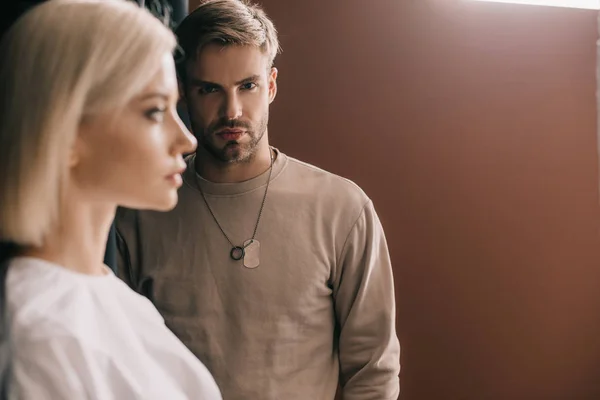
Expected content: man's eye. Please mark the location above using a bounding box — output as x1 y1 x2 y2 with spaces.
199 86 218 95
241 82 257 90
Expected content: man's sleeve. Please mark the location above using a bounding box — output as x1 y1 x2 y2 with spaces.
333 200 401 400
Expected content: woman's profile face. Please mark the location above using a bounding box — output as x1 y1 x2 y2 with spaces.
72 53 197 211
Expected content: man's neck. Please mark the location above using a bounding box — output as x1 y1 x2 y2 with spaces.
195 144 274 184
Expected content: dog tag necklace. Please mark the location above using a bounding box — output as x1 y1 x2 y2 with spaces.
197 150 273 269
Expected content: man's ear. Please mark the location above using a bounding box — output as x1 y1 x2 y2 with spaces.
268 67 278 104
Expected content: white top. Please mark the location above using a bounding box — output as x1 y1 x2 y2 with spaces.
7 257 222 400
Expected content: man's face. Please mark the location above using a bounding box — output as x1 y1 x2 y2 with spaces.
182 44 277 164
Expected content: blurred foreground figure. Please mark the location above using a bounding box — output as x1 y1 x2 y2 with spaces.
0 0 221 398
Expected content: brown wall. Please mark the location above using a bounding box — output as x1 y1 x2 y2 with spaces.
190 0 600 398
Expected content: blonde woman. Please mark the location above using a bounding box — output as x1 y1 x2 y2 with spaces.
0 0 222 399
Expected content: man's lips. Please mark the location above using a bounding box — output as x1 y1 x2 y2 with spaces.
217 128 245 141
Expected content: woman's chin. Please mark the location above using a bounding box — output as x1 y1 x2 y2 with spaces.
122 191 179 212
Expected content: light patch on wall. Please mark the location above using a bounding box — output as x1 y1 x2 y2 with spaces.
470 0 599 9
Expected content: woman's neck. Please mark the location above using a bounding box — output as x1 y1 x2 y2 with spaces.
22 199 116 276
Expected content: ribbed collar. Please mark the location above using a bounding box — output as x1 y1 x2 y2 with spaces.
183 147 288 197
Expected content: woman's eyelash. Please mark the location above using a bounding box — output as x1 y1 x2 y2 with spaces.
145 107 166 120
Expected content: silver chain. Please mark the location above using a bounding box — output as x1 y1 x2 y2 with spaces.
196 149 274 250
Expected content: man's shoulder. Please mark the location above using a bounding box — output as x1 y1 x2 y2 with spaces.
282 154 370 207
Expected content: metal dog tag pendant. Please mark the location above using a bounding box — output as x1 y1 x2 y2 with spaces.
243 239 260 269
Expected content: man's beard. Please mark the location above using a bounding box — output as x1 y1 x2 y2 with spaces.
193 115 268 164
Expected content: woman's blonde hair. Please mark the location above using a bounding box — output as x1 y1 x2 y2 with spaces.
0 0 177 246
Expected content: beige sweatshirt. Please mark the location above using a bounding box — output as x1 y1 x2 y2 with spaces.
115 149 400 400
